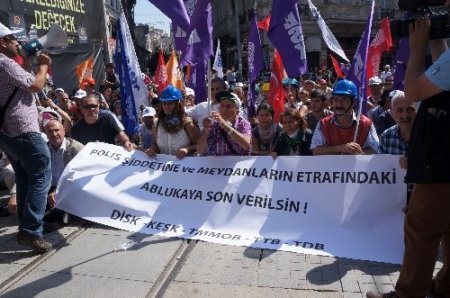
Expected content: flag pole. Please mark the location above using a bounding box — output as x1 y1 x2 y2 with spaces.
207 58 212 115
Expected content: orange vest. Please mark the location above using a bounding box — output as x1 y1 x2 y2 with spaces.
320 114 372 147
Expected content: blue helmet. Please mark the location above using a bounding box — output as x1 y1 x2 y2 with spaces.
160 85 182 102
332 79 358 99
282 78 299 87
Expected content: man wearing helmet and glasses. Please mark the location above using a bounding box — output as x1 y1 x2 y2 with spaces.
310 79 379 155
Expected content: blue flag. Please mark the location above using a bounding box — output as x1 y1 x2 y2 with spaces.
268 0 307 77
114 15 147 136
180 1 213 66
346 0 375 115
247 9 263 118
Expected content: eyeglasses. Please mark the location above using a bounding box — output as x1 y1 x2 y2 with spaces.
82 104 99 109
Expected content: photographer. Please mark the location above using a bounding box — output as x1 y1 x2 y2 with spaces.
367 6 450 298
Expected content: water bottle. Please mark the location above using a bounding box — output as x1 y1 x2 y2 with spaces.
114 240 137 252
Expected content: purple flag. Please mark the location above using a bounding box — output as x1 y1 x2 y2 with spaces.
268 0 307 77
180 1 213 66
393 38 409 91
347 0 375 115
187 60 207 104
149 0 190 50
247 9 263 117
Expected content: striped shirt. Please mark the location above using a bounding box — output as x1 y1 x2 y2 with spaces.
48 138 66 187
0 53 39 137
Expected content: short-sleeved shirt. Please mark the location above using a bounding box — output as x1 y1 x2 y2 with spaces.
206 116 251 156
71 112 122 145
425 49 450 91
0 53 39 137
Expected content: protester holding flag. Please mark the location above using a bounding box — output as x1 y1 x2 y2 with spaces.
310 79 379 155
186 77 227 131
145 85 199 159
197 91 251 156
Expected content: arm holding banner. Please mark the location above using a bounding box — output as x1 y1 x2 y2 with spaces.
116 131 135 152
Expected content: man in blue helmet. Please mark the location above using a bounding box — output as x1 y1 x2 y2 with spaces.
310 79 379 155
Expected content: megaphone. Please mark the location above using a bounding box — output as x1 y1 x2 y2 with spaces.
20 23 68 56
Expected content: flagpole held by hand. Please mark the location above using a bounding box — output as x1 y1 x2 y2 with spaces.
207 58 212 115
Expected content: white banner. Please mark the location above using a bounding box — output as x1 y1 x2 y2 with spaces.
57 143 406 264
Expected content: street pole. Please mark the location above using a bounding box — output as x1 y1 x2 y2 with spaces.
233 0 243 80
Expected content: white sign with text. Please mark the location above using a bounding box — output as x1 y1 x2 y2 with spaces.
57 142 406 264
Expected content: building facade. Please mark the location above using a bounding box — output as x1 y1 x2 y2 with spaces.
213 0 401 78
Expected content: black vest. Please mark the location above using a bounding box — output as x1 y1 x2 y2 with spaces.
406 91 450 183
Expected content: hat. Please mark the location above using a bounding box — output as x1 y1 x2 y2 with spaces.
82 77 96 86
142 106 156 118
368 76 382 86
215 91 241 108
383 64 391 69
235 82 244 88
261 83 270 92
0 22 22 38
55 88 65 93
160 85 182 102
185 87 195 97
73 89 87 99
282 78 299 87
40 107 62 127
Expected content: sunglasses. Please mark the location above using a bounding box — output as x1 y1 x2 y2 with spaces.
82 104 99 109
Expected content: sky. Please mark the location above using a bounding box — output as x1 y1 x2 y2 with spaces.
134 0 171 34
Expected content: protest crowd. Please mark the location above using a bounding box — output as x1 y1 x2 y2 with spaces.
1 0 450 296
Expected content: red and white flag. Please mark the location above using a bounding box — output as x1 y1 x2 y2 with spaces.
155 49 169 94
366 18 393 86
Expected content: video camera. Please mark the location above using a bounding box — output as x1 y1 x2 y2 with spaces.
390 0 450 39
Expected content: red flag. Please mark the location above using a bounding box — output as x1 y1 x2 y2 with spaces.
155 49 169 94
329 54 345 79
366 18 393 87
257 14 271 32
268 49 285 123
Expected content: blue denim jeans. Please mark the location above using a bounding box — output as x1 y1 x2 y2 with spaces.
0 132 51 237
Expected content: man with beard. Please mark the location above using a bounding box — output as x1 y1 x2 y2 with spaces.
310 79 379 155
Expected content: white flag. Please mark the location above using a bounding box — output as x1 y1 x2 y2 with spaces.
306 0 349 62
212 39 223 78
